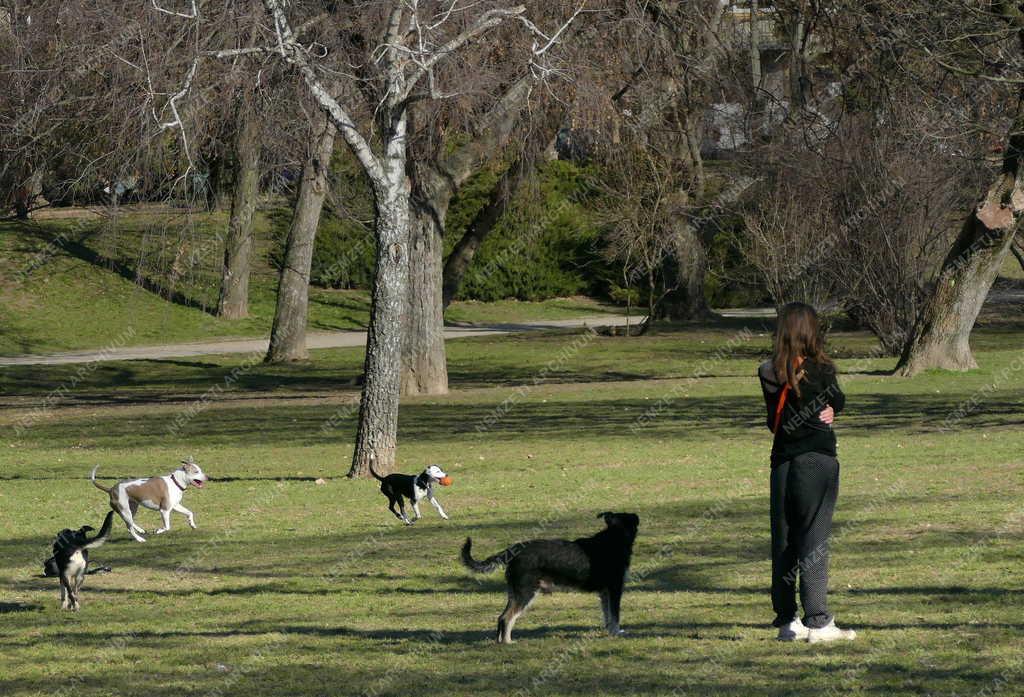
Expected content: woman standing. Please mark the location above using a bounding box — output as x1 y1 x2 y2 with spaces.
758 302 856 643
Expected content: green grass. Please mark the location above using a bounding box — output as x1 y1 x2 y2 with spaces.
2 319 1024 696
0 212 618 355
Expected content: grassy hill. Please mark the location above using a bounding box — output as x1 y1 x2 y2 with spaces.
0 209 618 356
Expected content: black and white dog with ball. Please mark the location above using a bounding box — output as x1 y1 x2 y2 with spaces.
371 464 452 525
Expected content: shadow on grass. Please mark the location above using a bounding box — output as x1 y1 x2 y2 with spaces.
0 602 44 613
8 387 1024 452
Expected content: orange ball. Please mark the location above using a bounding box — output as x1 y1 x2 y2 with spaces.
439 476 453 486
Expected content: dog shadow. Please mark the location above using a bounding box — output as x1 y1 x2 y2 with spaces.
0 602 44 614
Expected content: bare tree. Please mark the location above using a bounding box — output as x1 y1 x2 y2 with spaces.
217 89 261 319
265 106 338 362
248 1 584 475
878 1 1024 374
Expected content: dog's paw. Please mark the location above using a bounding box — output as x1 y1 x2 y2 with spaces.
440 514 450 520
608 628 626 637
155 528 167 534
189 522 197 529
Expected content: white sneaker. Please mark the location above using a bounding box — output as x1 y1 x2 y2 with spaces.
776 618 810 641
807 620 856 644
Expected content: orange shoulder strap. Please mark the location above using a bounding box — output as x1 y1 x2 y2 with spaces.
772 383 789 434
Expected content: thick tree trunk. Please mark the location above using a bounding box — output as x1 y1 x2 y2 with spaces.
662 223 714 320
402 202 449 395
265 116 337 363
898 126 1024 375
349 184 411 478
399 79 533 397
442 158 520 309
13 168 43 219
217 99 260 319
788 11 805 109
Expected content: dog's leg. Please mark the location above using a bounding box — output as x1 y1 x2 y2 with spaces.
497 589 516 644
499 587 537 644
397 499 412 525
600 590 612 630
387 496 402 521
606 581 625 636
125 498 147 537
171 503 197 529
72 568 86 611
114 506 146 542
59 575 69 610
428 494 449 520
155 508 172 534
412 500 422 521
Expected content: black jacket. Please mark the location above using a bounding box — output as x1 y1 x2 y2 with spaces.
758 358 845 466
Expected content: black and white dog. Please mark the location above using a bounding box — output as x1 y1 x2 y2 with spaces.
371 464 451 525
461 511 640 643
43 511 114 611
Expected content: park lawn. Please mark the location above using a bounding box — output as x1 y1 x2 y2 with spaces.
1 322 1024 696
0 215 618 356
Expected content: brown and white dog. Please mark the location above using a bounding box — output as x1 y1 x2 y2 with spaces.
90 457 208 542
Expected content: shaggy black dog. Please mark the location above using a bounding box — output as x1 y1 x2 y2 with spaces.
461 512 640 643
43 511 113 611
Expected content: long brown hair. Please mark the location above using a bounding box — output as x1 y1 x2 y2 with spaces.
773 302 833 397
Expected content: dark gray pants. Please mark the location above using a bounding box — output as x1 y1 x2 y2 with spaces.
770 452 839 629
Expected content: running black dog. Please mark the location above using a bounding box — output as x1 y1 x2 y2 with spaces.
372 464 451 525
43 511 114 611
461 511 640 643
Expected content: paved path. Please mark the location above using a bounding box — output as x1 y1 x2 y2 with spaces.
0 316 636 366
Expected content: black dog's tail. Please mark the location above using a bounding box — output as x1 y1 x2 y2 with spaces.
367 454 385 482
460 537 512 574
83 511 114 550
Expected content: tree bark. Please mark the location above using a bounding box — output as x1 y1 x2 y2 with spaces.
401 78 534 396
1011 233 1024 270
265 114 337 363
217 98 260 319
442 157 521 309
402 199 449 394
897 119 1024 375
788 8 805 109
750 0 762 101
349 184 411 477
661 220 714 320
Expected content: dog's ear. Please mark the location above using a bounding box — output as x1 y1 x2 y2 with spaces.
597 512 615 525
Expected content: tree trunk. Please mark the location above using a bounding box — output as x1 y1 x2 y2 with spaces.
217 99 260 319
265 115 337 363
442 158 521 309
1011 234 1024 270
402 201 449 395
662 223 713 320
750 0 762 100
13 167 43 219
349 183 411 478
400 79 534 396
788 9 805 109
897 123 1024 375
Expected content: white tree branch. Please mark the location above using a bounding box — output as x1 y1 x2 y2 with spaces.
151 0 197 19
262 0 385 185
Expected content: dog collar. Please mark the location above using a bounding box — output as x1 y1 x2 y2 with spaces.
171 472 188 492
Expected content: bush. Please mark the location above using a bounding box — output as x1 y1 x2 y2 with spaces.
270 155 612 303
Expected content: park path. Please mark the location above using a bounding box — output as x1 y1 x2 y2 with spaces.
0 316 637 366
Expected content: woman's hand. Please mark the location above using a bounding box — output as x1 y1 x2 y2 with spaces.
819 406 835 425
